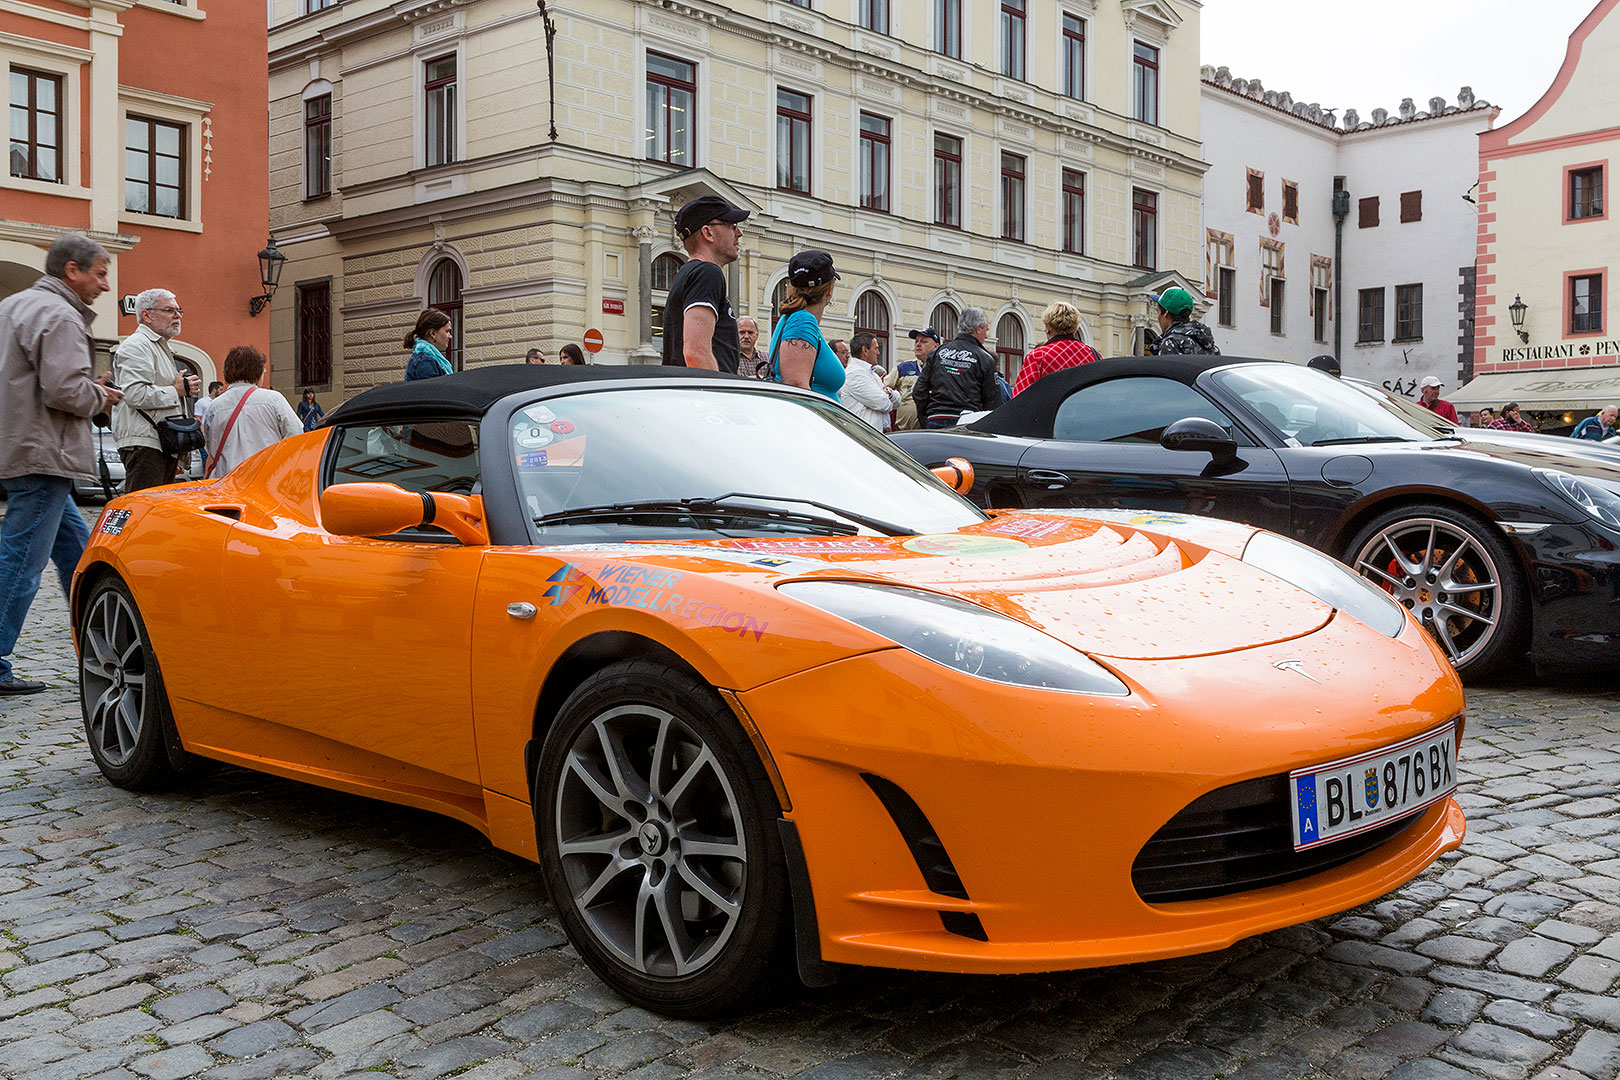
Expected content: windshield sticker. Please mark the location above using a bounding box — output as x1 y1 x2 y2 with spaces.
515 425 554 449
983 517 1073 541
99 509 132 535
550 420 574 435
544 543 828 573
516 450 549 468
902 534 1029 557
1043 508 1230 533
523 405 557 424
725 538 897 555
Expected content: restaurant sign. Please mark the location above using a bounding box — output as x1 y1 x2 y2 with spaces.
1498 339 1620 363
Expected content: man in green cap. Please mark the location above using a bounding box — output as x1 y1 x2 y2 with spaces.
1149 287 1220 355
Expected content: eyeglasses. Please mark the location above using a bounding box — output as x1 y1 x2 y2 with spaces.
153 307 183 316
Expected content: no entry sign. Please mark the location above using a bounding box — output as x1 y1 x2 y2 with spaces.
583 328 604 353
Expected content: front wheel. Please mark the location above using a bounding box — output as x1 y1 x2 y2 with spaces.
1346 504 1525 678
534 660 790 1017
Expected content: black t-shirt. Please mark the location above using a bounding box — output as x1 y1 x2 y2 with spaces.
661 259 739 375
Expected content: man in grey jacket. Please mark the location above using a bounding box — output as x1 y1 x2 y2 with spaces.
0 235 122 694
112 288 199 492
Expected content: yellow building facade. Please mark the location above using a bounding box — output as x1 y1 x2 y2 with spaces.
268 0 1206 396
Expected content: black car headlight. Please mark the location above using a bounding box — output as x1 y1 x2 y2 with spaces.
1533 468 1620 529
778 580 1129 696
1243 532 1406 638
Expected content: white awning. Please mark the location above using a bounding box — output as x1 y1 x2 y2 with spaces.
1450 366 1620 411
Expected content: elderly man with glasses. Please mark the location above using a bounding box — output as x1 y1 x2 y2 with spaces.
112 288 201 492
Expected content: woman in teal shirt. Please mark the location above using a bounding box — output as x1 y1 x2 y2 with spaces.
769 250 845 402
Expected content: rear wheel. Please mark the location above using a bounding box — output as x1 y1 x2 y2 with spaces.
1346 504 1525 678
535 660 789 1017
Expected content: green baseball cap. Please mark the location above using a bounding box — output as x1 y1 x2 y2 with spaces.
1150 287 1196 316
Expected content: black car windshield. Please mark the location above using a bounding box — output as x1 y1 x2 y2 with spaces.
510 387 987 541
1211 365 1432 447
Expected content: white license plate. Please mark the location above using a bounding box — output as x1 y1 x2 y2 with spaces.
1290 723 1458 851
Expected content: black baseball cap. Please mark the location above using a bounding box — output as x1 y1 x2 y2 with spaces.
908 328 942 342
1307 354 1341 376
788 250 840 289
675 195 749 239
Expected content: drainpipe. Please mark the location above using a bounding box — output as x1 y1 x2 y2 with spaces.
1332 184 1350 361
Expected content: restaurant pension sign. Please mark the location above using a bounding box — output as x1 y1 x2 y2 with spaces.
1499 339 1620 363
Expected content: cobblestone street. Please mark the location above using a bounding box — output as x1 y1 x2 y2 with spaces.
1 556 1618 1080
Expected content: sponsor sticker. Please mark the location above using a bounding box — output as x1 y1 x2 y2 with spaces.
523 405 557 424
983 516 1073 541
550 420 574 435
1043 508 1230 534
515 427 554 449
99 509 132 535
516 450 549 468
902 533 1029 557
725 538 896 554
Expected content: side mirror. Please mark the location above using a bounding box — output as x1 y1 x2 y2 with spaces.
320 482 489 545
932 457 975 494
1160 417 1238 463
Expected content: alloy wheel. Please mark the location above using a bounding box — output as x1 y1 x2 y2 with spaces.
1352 517 1502 668
80 588 148 768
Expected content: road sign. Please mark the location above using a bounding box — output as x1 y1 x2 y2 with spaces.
583 328 604 353
120 295 138 316
602 299 625 315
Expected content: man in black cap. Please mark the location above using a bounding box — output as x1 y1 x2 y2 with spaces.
1307 354 1341 377
662 194 749 373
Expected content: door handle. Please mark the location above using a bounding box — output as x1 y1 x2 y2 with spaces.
507 602 537 620
1027 469 1071 487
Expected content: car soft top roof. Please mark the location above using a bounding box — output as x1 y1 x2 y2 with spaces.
969 355 1278 438
321 363 745 428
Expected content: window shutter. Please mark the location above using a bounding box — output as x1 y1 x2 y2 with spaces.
1358 196 1379 229
1400 190 1422 223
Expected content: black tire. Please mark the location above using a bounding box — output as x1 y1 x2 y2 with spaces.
1345 503 1526 679
78 577 203 790
534 660 790 1017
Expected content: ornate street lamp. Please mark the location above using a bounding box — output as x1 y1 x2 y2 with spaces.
249 237 286 317
1508 294 1529 344
536 1 559 142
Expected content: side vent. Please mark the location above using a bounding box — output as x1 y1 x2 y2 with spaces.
861 773 987 942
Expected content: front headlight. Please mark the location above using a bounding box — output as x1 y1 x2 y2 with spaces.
1243 531 1407 638
778 580 1129 696
1533 468 1620 529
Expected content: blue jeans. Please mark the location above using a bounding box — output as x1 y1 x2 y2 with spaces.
0 475 90 680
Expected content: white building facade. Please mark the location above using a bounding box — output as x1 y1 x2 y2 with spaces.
1201 70 1495 397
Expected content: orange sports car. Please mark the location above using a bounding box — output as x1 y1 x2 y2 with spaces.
73 366 1465 1017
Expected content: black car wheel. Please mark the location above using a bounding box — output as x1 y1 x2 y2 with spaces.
535 660 790 1017
78 577 202 789
1346 504 1525 678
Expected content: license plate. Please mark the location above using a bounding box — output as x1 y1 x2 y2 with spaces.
1290 722 1458 851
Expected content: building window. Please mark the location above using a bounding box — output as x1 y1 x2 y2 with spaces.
427 260 463 371
304 93 332 199
1246 168 1264 214
859 113 890 212
305 0 338 11
1358 287 1384 343
1061 168 1085 254
1270 279 1285 335
296 282 332 388
1218 267 1236 327
854 291 891 367
1400 190 1422 223
1283 180 1299 225
1568 165 1605 221
9 68 63 183
1395 283 1423 341
1132 188 1157 270
1062 14 1085 99
646 52 696 167
934 133 962 228
771 279 789 325
1000 152 1025 242
1001 0 1026 80
859 0 889 34
1131 42 1159 125
125 116 186 218
776 89 812 194
930 302 959 340
785 0 811 7
937 0 962 58
650 252 684 341
1570 273 1604 335
422 56 457 167
1358 196 1379 228
995 314 1025 381
1313 287 1329 343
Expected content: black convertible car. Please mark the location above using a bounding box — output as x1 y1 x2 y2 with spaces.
892 356 1620 678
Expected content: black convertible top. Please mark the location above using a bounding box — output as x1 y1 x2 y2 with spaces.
321 363 745 428
970 355 1276 438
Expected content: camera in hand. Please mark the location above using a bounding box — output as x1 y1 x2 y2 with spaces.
92 378 119 429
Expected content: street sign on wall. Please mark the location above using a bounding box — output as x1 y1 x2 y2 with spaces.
120 295 138 316
602 299 625 315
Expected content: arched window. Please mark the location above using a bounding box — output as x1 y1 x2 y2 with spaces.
427 259 463 370
929 302 959 342
650 253 685 342
771 279 788 324
854 290 890 366
995 313 1026 382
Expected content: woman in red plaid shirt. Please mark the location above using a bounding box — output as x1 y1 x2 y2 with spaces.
1012 302 1100 396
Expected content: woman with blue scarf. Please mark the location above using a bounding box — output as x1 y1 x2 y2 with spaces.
403 309 454 381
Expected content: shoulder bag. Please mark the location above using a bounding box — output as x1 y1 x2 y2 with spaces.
203 387 256 479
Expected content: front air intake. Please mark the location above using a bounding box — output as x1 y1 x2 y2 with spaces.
861 773 987 941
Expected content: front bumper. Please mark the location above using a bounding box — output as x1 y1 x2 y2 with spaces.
1516 521 1620 669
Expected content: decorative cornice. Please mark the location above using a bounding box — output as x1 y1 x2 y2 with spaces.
0 218 140 253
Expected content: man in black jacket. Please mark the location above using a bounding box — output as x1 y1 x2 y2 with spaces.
914 306 999 427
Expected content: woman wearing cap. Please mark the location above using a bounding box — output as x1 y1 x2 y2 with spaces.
767 251 845 402
1012 302 1099 395
1150 287 1220 356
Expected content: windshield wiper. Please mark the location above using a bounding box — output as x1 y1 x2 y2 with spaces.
700 492 910 537
1309 436 1411 447
533 499 858 535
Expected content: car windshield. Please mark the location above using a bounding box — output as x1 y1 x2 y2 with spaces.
510 387 987 542
1344 380 1456 436
1211 365 1433 447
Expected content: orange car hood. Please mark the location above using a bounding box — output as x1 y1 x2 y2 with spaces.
696 511 1334 661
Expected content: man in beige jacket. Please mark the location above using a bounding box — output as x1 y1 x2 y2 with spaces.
0 234 122 694
112 288 199 492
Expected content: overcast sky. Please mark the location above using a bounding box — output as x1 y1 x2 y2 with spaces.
1201 0 1599 125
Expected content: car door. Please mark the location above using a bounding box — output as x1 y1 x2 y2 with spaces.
1014 375 1293 534
213 418 485 786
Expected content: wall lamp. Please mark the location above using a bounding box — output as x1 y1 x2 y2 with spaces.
249 237 287 317
1508 294 1529 344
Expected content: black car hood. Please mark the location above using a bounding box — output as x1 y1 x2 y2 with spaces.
1411 434 1620 484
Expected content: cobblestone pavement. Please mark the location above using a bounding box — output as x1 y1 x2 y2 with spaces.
1 540 1618 1079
